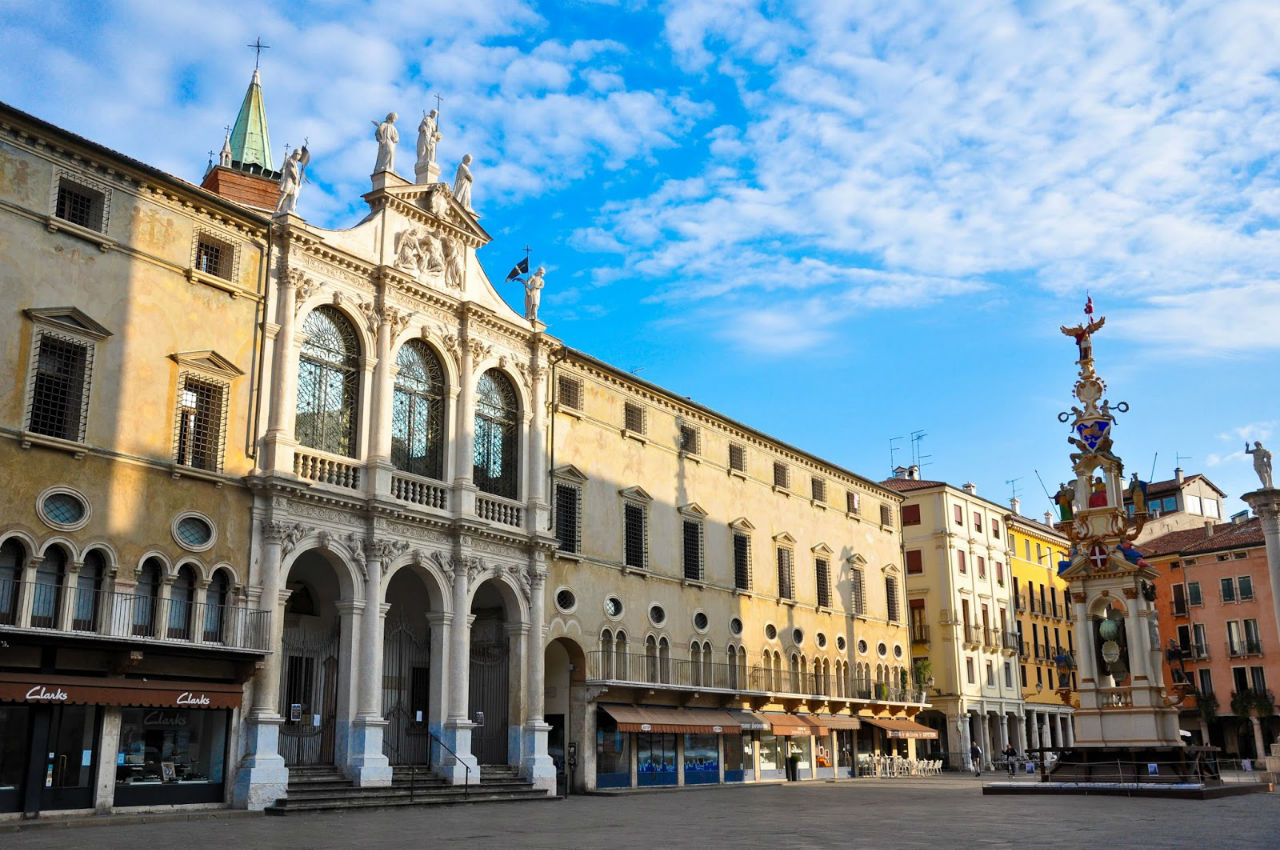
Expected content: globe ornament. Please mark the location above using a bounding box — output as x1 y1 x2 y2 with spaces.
1098 618 1120 641
1101 640 1121 664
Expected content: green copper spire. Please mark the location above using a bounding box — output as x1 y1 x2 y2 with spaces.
229 68 273 171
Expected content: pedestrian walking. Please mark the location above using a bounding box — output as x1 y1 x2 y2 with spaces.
970 743 982 777
1003 744 1017 777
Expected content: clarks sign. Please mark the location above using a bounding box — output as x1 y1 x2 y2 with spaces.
25 685 70 702
176 691 211 706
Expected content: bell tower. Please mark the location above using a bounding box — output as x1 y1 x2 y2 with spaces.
200 55 282 212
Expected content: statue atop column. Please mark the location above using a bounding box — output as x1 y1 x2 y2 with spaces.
1246 441 1274 489
372 112 399 174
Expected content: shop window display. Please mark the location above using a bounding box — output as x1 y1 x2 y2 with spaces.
114 708 227 805
758 733 781 775
636 732 677 786
724 734 746 782
683 733 718 785
595 712 630 789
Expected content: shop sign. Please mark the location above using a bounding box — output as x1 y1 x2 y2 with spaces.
640 724 653 732
143 710 190 727
176 691 212 706
25 685 70 702
712 726 723 733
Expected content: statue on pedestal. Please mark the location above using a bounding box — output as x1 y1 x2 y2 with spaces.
524 267 545 323
416 110 440 172
453 154 474 210
373 112 399 174
275 145 308 216
1246 441 1274 489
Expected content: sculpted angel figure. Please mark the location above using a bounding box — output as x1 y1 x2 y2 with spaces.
1060 315 1106 363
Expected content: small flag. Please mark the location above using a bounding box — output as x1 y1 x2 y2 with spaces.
505 257 529 282
1084 296 1094 315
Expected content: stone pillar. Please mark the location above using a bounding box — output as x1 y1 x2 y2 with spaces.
1064 714 1075 747
93 706 121 813
453 313 479 517
1015 713 1028 755
1252 714 1267 763
57 560 81 631
263 263 303 473
444 555 479 784
950 712 969 771
521 561 555 793
348 546 392 786
366 297 396 499
1242 488 1280 649
525 359 549 534
234 526 290 810
998 713 1009 753
1051 713 1063 748
978 711 992 769
1039 713 1051 749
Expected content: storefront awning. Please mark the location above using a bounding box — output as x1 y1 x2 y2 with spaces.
762 713 828 736
601 705 741 733
860 716 938 739
816 714 862 730
0 673 244 710
724 709 771 732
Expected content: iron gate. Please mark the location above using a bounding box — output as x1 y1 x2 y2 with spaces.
382 610 432 765
279 624 339 766
469 610 509 765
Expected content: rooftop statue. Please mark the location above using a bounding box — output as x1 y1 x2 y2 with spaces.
453 154 474 211
525 267 545 323
373 112 399 174
274 145 308 216
1246 441 1274 489
416 109 440 172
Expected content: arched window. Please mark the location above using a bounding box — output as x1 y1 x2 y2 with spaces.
392 340 446 479
658 637 671 684
133 559 162 636
204 570 230 642
168 565 195 639
73 550 104 632
615 631 628 680
0 539 25 625
474 370 519 498
690 641 703 686
296 306 360 457
646 635 659 683
727 646 739 690
701 641 713 686
32 546 66 628
601 629 614 679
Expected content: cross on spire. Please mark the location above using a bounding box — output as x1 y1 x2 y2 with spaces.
248 37 270 70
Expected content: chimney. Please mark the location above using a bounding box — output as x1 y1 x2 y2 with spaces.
1175 467 1184 484
894 466 910 479
963 482 977 495
909 465 920 480
1205 521 1214 538
1010 497 1021 515
1044 511 1054 526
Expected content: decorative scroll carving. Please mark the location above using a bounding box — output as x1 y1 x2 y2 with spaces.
262 520 309 556
357 299 379 333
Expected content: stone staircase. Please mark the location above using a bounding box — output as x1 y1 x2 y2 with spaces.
263 764 553 815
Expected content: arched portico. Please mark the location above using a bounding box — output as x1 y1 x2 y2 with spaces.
544 636 588 793
381 561 450 766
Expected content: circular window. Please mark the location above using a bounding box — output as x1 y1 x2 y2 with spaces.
730 617 743 636
172 513 215 551
555 588 577 613
693 611 709 631
857 639 868 655
649 604 666 626
877 642 888 658
792 628 804 645
38 489 89 531
604 596 623 618
836 636 847 652
816 633 827 649
893 644 903 659
765 623 778 641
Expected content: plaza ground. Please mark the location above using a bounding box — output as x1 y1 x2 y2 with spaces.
4 775 1279 850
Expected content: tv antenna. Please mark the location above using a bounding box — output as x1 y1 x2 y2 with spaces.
889 436 904 474
910 429 931 470
1175 452 1192 471
1005 476 1023 503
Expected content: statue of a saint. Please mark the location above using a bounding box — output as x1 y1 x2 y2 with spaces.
416 110 440 171
1246 441 1274 489
1054 482 1074 521
524 267 545 323
453 154 474 210
1060 315 1106 363
1088 475 1108 507
373 112 399 174
1127 473 1147 514
275 145 308 216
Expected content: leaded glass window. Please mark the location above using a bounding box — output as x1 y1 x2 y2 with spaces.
392 340 445 479
474 370 519 498
296 307 360 457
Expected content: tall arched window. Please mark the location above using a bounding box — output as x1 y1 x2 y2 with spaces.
690 641 703 686
296 306 360 457
204 570 230 642
727 646 740 690
473 370 518 498
658 636 671 684
614 631 628 680
601 629 614 679
32 546 66 628
392 341 446 479
645 635 659 683
168 565 195 639
133 559 162 637
0 539 24 625
73 550 104 632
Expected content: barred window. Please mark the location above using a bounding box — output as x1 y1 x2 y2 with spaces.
773 461 789 489
682 520 704 581
624 401 645 433
679 424 699 454
811 477 826 502
392 340 446 480
55 179 106 231
733 532 751 590
623 502 647 568
28 332 91 442
816 557 831 608
195 238 229 279
885 575 900 622
558 374 583 410
847 490 860 514
555 483 581 553
474 370 519 498
174 374 227 471
777 547 794 600
851 567 866 616
729 442 746 473
880 503 893 527
296 306 360 457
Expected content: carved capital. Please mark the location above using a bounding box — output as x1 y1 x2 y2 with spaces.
262 520 309 556
357 299 379 333
1121 587 1139 599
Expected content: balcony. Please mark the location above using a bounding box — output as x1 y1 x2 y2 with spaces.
982 628 999 650
910 623 930 645
1018 639 1029 660
476 493 524 528
1002 631 1022 653
0 580 270 652
1014 594 1027 613
584 651 929 705
963 624 981 648
1228 640 1263 658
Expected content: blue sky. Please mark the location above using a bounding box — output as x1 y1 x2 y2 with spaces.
5 0 1279 517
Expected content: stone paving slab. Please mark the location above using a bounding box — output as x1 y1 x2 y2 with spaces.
3 776 1278 849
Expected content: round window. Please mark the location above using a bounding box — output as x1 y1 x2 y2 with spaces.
649 604 666 626
555 589 576 613
765 624 778 641
893 644 903 659
857 639 868 655
41 491 86 527
877 642 888 658
730 617 743 636
836 636 847 651
174 514 214 550
792 628 804 645
693 612 709 631
604 596 623 618
817 633 827 649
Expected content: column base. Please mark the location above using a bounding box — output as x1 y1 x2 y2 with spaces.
233 714 290 810
346 717 393 787
521 721 557 795
440 721 480 785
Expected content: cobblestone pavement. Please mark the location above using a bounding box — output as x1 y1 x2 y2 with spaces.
4 776 1278 850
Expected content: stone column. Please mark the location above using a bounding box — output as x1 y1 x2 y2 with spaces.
1015 713 1028 755
1251 714 1267 764
1064 714 1075 748
93 707 122 813
998 713 1010 753
1051 713 1063 749
525 360 549 534
453 312 479 517
950 711 969 771
521 561 556 793
978 711 992 769
1242 488 1280 648
1039 712 1051 749
349 546 392 786
366 297 397 499
233 525 290 810
263 263 304 473
57 560 82 631
444 555 479 784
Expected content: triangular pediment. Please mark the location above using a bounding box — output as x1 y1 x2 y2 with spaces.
168 350 244 379
773 531 796 545
847 552 868 566
553 464 588 483
24 307 112 340
678 502 708 518
729 517 755 532
812 543 834 556
618 485 652 504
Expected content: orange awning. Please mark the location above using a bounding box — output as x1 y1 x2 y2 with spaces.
762 713 828 735
601 705 740 733
816 714 862 730
861 716 938 739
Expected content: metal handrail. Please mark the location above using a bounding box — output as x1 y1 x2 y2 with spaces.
428 732 469 798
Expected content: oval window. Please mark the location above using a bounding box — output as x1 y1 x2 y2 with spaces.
605 596 623 617
555 589 576 613
649 604 666 626
42 491 86 527
175 515 213 549
765 624 778 641
730 617 743 636
693 612 709 631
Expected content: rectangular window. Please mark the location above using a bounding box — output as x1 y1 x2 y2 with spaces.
992 520 1000 538
815 557 831 608
732 532 751 590
995 561 1004 583
729 442 746 473
1244 619 1261 654
977 556 986 579
773 461 789 489
1024 539 1031 561
954 505 963 525
1020 665 1027 688
557 375 583 410
623 401 645 434
902 504 921 526
885 576 900 622
1188 581 1202 606
851 568 866 616
905 549 924 575
957 550 967 574
1250 666 1267 694
1172 583 1188 615
679 424 699 454
1004 661 1013 689
1238 575 1254 601
55 178 106 231
1198 668 1213 697
966 658 975 685
623 502 647 568
174 375 227 472
1233 666 1249 694
28 332 91 442
880 503 893 527
986 662 994 687
1227 621 1243 655
682 520 704 581
1221 577 1236 603
554 483 581 553
846 491 860 515
811 477 826 503
1193 623 1207 657
1035 542 1043 563
973 511 982 532
777 548 794 600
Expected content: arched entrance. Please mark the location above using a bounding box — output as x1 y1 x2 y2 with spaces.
279 549 346 766
469 581 512 765
545 637 587 794
381 566 439 766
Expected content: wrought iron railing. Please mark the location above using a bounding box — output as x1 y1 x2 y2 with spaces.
1002 631 1022 652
